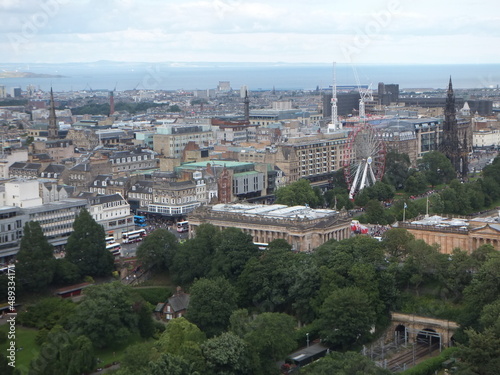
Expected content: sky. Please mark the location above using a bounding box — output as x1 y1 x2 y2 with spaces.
1 0 499 64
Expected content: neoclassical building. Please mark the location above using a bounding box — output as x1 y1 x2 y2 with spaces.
188 203 352 252
400 214 500 254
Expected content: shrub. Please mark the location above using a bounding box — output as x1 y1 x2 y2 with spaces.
401 347 459 375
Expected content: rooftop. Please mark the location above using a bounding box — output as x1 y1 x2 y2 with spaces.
178 160 255 169
211 203 338 220
409 215 469 228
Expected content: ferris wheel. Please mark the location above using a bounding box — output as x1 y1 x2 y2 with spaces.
344 124 386 200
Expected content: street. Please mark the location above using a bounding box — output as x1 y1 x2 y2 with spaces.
119 226 189 258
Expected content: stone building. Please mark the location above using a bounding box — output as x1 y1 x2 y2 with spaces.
188 203 352 252
400 213 500 254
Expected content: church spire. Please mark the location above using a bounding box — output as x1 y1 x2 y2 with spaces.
47 88 58 140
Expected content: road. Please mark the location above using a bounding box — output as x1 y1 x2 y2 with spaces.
469 151 498 175
119 227 189 258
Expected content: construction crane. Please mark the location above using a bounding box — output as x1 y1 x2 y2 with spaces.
351 65 372 122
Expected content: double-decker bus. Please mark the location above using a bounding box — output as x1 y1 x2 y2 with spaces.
122 229 147 244
106 242 122 257
105 235 115 244
134 215 147 227
176 221 189 233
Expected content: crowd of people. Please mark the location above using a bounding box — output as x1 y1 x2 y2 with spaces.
142 215 175 234
369 224 390 238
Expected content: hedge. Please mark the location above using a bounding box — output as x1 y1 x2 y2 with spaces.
400 347 459 375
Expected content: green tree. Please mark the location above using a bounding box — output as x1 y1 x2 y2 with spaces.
136 228 177 272
288 255 322 323
68 282 140 348
210 227 259 281
441 248 474 302
455 299 500 374
29 325 95 375
458 328 500 375
382 228 415 261
136 300 156 338
237 245 298 313
418 151 456 187
17 297 75 330
201 332 252 375
384 150 411 190
300 351 391 375
156 317 206 373
172 223 218 285
318 287 377 349
117 342 160 375
228 309 253 339
244 312 297 373
404 171 428 195
363 199 389 224
65 208 114 277
275 179 320 207
148 354 200 375
16 221 55 292
52 258 82 285
403 239 444 294
187 277 238 337
462 254 500 328
363 181 395 202
324 188 353 210
471 244 496 264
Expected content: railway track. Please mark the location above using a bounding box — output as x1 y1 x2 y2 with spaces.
385 343 439 372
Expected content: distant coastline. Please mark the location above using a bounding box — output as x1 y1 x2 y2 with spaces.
0 71 65 79
0 62 498 91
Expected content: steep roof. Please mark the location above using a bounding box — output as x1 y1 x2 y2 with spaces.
167 292 190 313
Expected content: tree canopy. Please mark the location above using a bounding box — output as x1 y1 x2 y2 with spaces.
275 179 321 208
136 228 177 272
68 282 146 348
186 277 239 338
16 221 55 292
65 208 114 277
418 151 456 187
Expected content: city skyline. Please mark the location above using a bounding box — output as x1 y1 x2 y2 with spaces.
1 0 499 64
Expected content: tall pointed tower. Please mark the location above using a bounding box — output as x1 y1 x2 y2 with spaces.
440 77 468 178
47 88 58 139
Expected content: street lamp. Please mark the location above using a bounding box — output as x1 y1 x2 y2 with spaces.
306 333 309 347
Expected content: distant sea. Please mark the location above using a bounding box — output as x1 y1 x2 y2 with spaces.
0 62 499 92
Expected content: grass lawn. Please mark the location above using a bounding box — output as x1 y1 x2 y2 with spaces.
0 324 39 374
138 271 175 288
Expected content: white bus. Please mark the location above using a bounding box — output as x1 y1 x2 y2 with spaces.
106 242 122 257
105 235 115 244
254 242 269 251
176 221 189 233
122 229 147 244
